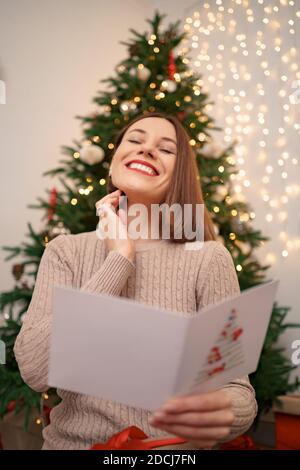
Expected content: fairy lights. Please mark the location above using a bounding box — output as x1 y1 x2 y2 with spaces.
182 0 300 262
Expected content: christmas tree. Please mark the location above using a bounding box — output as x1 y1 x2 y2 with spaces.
0 11 299 430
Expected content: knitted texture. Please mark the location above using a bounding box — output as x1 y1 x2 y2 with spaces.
14 231 258 450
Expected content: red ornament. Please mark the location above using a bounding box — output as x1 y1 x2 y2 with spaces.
6 401 16 413
208 363 225 377
232 327 243 341
177 111 187 122
168 51 176 80
48 187 57 222
43 405 52 425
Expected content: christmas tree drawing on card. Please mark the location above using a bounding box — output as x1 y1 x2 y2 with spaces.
194 308 244 386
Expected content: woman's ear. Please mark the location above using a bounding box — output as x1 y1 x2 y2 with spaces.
106 170 116 194
106 164 126 197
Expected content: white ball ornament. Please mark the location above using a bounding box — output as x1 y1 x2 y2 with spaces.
214 185 228 202
200 142 224 159
120 101 137 114
161 79 177 93
137 66 151 81
97 105 111 116
80 144 105 166
49 221 71 238
116 64 126 73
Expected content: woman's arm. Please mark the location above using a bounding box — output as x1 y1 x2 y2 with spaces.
14 234 135 392
80 249 135 296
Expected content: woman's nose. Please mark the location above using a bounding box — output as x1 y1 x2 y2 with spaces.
138 143 155 158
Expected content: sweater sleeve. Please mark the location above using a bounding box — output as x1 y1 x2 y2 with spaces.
195 241 258 443
14 235 135 393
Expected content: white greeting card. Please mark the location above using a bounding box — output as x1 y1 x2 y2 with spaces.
48 280 279 410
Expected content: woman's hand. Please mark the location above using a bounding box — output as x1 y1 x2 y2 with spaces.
149 389 234 449
95 189 135 263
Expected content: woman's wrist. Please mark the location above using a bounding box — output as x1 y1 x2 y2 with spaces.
115 248 135 263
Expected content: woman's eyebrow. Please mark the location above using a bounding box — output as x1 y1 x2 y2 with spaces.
127 128 177 146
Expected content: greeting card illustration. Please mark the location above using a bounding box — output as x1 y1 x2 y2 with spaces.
193 308 244 386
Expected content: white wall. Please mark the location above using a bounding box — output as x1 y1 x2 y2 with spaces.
0 0 154 289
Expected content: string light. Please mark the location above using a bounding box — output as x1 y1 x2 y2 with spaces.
182 1 300 261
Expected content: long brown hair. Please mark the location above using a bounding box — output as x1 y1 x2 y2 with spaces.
106 111 216 243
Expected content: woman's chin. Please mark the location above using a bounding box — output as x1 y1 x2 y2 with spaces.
117 182 149 197
113 178 164 204
121 189 148 201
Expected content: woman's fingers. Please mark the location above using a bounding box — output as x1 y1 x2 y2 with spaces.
159 390 232 414
148 390 234 447
150 421 230 441
95 190 121 209
150 409 234 428
97 202 128 239
96 196 118 210
95 191 134 260
96 192 122 215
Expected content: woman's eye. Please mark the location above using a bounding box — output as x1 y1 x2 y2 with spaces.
128 139 174 154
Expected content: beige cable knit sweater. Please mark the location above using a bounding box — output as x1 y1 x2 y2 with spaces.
14 230 257 450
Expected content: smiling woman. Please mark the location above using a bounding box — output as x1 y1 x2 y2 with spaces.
106 111 217 243
14 111 258 451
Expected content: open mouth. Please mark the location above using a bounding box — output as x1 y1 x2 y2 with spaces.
125 161 159 177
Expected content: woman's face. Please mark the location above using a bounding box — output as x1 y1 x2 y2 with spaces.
110 117 177 205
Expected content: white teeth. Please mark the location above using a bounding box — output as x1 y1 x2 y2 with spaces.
127 162 156 176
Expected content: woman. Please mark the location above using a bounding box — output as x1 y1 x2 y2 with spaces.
14 112 257 450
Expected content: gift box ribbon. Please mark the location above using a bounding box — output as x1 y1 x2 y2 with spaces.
89 425 187 450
